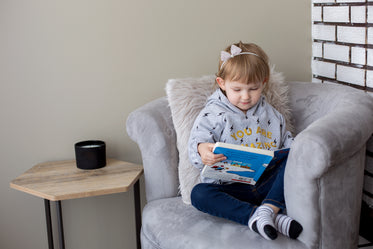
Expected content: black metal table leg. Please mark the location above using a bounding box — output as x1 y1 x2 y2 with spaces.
44 199 54 249
56 201 66 249
134 180 141 249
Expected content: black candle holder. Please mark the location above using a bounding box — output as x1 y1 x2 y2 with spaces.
74 140 106 170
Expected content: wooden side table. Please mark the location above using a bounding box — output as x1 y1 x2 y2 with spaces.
10 158 144 249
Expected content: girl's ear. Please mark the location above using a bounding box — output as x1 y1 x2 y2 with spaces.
216 77 226 90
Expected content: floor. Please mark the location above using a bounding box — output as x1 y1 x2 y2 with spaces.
359 236 373 248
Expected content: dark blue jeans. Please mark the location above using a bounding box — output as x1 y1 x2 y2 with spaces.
191 158 287 226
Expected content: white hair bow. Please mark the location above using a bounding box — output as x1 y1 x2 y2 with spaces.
220 44 260 69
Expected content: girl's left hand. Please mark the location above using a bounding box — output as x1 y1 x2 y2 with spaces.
198 143 226 165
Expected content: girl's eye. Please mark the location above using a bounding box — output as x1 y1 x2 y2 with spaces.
233 89 240 92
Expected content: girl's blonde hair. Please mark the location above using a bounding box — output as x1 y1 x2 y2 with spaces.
216 42 270 84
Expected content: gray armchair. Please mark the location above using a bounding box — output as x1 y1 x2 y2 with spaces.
126 81 373 249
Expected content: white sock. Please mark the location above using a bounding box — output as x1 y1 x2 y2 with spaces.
275 214 303 239
248 205 277 240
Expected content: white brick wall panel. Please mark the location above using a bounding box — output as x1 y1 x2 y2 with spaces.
324 44 349 62
324 80 339 85
368 6 373 23
337 65 365 86
363 195 373 207
351 47 366 65
365 159 373 174
367 156 373 173
367 49 373 66
336 0 366 2
313 0 335 3
366 70 373 88
337 26 366 44
313 60 336 78
313 25 336 41
312 1 372 92
312 42 323 58
324 6 350 23
363 175 373 193
368 28 373 44
313 7 322 22
351 6 366 23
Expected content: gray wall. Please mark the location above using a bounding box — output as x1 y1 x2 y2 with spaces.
0 1 311 248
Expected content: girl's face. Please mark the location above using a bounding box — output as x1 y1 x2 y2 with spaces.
216 77 265 113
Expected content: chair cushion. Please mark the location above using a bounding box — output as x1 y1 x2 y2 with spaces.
165 69 293 204
141 197 307 249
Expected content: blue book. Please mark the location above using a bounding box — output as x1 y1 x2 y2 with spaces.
201 142 289 185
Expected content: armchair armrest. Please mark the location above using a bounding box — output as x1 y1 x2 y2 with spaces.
285 83 373 249
126 97 179 202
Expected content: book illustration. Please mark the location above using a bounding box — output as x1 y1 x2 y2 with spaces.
202 161 257 184
201 142 289 185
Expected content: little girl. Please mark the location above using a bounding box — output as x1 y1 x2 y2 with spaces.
188 42 302 240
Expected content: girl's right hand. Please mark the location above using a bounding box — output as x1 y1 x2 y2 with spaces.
198 143 226 166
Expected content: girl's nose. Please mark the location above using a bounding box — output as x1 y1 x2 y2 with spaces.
242 91 250 99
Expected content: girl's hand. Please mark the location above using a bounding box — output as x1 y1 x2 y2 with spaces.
198 143 226 166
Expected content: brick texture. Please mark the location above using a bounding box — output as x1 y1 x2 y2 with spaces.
312 0 373 92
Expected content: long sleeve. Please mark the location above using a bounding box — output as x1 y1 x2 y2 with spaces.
188 106 225 170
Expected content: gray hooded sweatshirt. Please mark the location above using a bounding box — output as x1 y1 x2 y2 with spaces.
188 88 293 181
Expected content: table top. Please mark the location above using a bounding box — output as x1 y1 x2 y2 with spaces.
10 158 143 201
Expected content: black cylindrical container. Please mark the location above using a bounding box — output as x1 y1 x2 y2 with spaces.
74 140 106 170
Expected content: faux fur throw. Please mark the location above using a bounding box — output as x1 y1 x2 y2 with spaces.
166 68 293 204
